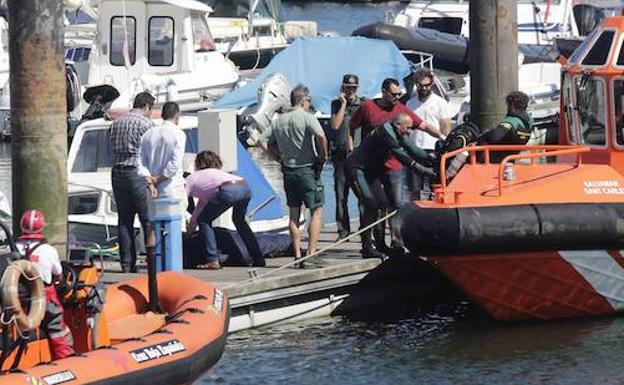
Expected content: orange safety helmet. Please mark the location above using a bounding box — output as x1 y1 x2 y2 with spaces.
20 209 46 235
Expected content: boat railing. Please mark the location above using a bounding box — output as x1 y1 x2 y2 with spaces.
438 144 590 196
401 50 434 71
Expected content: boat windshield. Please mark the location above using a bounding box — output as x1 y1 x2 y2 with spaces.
574 77 607 146
191 12 215 51
614 79 624 146
72 127 199 173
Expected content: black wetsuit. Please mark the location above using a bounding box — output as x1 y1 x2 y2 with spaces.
345 121 430 254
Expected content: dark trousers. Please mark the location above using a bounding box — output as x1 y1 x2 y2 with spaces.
112 166 153 270
198 183 262 264
347 167 388 251
384 168 406 208
332 150 351 237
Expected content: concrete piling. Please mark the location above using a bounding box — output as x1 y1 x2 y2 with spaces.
469 0 519 131
8 0 68 255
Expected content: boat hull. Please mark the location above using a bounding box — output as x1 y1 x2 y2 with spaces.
427 250 624 321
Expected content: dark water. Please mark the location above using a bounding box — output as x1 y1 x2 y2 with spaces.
203 315 624 385
283 1 404 36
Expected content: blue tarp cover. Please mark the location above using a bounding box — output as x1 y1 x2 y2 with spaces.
214 36 412 115
234 141 284 221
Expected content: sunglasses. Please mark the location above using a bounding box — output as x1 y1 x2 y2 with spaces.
385 89 403 98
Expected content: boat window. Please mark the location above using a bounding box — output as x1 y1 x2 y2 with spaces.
617 36 624 66
562 75 579 144
191 12 215 52
615 80 624 146
68 193 99 215
575 77 606 146
110 16 136 66
0 18 7 53
569 27 601 64
72 130 113 173
581 30 615 66
184 128 198 154
148 17 174 67
252 25 273 37
203 0 249 18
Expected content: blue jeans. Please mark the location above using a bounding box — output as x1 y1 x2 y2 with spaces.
111 166 153 270
198 183 262 264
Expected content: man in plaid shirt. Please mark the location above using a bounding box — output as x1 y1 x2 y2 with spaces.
110 92 156 273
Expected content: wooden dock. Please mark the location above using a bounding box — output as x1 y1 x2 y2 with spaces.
99 224 457 332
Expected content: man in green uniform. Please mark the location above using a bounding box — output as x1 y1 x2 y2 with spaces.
483 91 534 163
259 84 329 268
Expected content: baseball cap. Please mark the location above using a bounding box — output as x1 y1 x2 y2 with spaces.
342 74 359 86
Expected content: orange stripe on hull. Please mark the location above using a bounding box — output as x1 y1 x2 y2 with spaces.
427 251 615 321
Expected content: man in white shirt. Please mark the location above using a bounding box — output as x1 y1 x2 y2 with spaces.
406 69 454 199
138 101 187 219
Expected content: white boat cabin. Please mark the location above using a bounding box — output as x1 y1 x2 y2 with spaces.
65 0 239 110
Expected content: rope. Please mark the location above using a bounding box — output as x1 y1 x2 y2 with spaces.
224 209 398 289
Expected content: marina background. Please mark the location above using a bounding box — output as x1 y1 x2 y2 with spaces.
0 2 621 384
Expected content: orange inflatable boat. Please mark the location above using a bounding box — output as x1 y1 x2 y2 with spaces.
0 250 229 385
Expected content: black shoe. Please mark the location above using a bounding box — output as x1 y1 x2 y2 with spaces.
390 240 405 257
375 243 393 255
361 248 385 259
336 232 350 241
252 258 266 267
121 266 138 273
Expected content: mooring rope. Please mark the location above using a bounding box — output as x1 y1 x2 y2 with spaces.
224 209 398 289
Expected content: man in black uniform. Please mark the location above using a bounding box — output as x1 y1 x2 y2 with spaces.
330 74 363 240
345 113 434 258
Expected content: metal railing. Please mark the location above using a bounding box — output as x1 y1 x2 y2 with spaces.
438 145 590 196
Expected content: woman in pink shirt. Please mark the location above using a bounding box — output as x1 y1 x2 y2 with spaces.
186 151 265 269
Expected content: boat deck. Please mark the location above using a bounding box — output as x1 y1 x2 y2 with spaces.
99 224 457 332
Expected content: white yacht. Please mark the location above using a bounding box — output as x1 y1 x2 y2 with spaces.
0 0 241 139
64 0 240 111
392 0 580 45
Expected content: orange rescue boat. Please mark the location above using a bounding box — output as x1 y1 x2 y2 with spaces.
398 14 624 322
0 243 229 385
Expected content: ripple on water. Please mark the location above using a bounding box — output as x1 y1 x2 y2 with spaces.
201 315 624 385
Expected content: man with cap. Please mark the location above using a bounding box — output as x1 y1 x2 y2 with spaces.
329 74 364 240
16 209 75 360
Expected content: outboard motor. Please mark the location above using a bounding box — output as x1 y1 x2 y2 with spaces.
243 73 292 146
80 85 120 123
